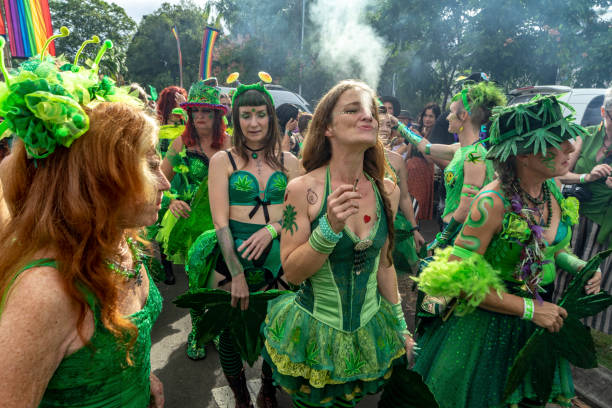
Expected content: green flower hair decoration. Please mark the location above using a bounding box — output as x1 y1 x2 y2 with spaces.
227 71 274 106
0 30 141 159
451 80 507 117
487 94 589 162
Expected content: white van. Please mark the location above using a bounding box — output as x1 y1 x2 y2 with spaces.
508 86 607 127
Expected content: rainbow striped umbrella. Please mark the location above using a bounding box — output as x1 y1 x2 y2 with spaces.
2 0 54 58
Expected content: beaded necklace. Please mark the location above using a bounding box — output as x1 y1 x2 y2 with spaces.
106 237 143 284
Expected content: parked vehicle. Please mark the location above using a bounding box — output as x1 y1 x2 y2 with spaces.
219 84 312 113
508 86 607 127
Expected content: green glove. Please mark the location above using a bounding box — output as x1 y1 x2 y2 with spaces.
427 217 462 251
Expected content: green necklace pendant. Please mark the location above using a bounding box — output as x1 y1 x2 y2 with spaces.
252 152 258 159
107 237 143 283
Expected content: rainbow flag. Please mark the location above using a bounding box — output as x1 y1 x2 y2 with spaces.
2 0 54 58
199 26 219 80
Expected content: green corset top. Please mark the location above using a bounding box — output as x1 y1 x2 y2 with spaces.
295 168 388 332
481 180 572 287
6 259 164 408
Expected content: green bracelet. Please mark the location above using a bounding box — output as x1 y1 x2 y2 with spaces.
391 301 411 335
522 297 534 321
425 143 431 155
308 225 337 254
556 251 586 275
265 224 278 239
579 174 587 183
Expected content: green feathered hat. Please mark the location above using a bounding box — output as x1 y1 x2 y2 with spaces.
487 94 589 162
180 77 227 115
227 71 274 106
0 28 143 159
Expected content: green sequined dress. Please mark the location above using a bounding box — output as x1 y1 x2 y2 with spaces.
442 143 494 219
156 146 214 264
1 259 162 407
261 170 406 407
414 181 577 407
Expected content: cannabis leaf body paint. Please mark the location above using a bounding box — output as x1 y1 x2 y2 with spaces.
282 204 298 235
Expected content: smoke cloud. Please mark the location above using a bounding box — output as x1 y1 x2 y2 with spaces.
310 0 387 90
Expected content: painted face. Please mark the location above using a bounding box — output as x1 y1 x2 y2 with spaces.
422 108 436 128
446 101 465 134
238 105 269 144
326 88 378 148
383 101 394 116
527 140 575 178
378 114 393 143
191 106 215 133
124 151 170 228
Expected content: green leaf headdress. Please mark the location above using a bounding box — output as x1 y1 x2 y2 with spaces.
0 28 143 159
227 71 274 106
180 77 228 115
487 94 589 162
451 79 506 118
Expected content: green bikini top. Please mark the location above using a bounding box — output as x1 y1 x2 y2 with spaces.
0 259 162 407
226 150 288 223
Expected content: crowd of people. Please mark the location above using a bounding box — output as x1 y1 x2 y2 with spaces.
0 31 611 408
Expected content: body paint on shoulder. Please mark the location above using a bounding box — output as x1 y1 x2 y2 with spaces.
458 196 494 251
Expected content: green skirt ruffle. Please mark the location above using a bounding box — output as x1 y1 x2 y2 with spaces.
393 211 419 274
262 293 406 406
413 308 574 408
156 181 214 265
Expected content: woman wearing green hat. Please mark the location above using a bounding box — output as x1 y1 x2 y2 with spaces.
413 95 604 407
158 78 230 359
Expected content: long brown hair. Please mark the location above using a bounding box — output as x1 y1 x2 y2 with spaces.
232 89 285 172
302 80 395 264
157 86 187 125
0 102 158 362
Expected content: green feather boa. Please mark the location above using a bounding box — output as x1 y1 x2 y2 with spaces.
414 247 505 316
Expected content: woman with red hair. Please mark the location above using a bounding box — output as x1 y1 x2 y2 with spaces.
158 78 230 360
0 56 170 406
156 85 188 157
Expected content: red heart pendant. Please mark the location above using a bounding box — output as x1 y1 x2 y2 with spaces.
364 215 371 223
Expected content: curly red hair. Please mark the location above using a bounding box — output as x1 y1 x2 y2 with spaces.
157 86 187 125
0 102 158 362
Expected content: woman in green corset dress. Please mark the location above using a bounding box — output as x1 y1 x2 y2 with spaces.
397 81 506 250
206 74 299 408
0 40 170 406
558 87 612 334
379 113 424 274
261 80 414 408
413 95 603 407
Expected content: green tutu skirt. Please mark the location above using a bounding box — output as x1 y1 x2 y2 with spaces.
156 180 214 264
262 293 406 406
393 211 419 274
413 308 574 408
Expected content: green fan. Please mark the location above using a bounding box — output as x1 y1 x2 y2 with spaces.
174 288 289 366
503 249 612 401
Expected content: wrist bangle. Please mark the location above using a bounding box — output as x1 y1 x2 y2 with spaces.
265 224 278 239
319 214 343 243
308 225 337 254
425 143 431 155
410 225 420 232
579 174 587 183
522 297 535 321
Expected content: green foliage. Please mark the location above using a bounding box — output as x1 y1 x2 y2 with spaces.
49 0 135 79
125 1 221 91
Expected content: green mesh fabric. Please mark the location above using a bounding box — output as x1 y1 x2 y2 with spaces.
40 266 163 407
413 308 574 407
262 294 405 405
393 211 418 274
442 143 494 218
